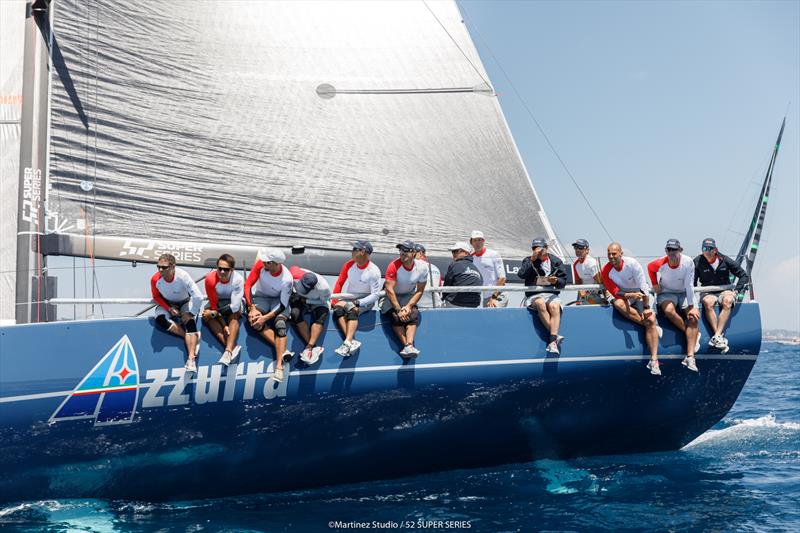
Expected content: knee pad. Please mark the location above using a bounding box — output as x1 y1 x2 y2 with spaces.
346 306 359 321
155 315 171 331
184 318 198 333
289 306 303 324
332 306 346 320
312 306 329 325
275 316 288 338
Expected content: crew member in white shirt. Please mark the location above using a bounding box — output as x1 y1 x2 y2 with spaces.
571 239 607 305
288 265 330 366
469 230 507 307
202 253 244 366
648 239 700 372
150 253 203 373
414 243 441 309
382 240 428 358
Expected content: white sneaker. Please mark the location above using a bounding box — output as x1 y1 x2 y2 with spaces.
682 356 699 372
335 341 351 357
195 332 202 356
230 345 241 364
185 358 197 373
218 350 232 366
546 341 560 355
309 346 324 365
694 331 702 353
708 335 722 348
300 348 313 364
407 345 420 357
721 344 730 354
656 326 663 339
646 359 661 376
556 335 565 345
273 366 284 382
281 350 295 364
348 340 362 354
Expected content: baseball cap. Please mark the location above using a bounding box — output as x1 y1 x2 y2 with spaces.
299 272 318 292
288 264 306 280
352 240 374 254
531 238 548 249
396 240 416 252
665 238 682 251
470 230 485 240
450 241 472 253
572 238 590 249
414 243 426 253
257 247 286 263
702 238 717 250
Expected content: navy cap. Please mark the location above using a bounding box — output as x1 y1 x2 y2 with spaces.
702 238 717 250
531 238 548 249
396 240 416 252
572 238 590 249
665 238 682 250
299 272 318 292
414 243 426 253
352 240 373 254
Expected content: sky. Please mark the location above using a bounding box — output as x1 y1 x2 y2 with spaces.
457 0 800 331
45 0 799 332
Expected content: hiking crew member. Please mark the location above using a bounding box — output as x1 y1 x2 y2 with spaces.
518 238 568 354
382 240 429 358
331 240 382 357
415 243 442 308
601 243 662 376
648 239 701 372
288 265 331 365
571 239 607 305
469 230 507 307
151 253 204 373
202 254 244 366
443 242 483 308
245 248 294 382
694 237 750 353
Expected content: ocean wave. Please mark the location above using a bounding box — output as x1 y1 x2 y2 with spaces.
683 414 800 449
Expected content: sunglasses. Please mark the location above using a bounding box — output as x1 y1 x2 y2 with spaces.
217 267 231 273
665 248 681 252
265 261 277 266
573 246 588 250
702 246 716 252
157 265 172 271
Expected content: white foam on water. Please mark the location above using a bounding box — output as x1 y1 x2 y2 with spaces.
683 414 800 449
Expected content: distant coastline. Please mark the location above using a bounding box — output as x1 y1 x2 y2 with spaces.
763 329 800 345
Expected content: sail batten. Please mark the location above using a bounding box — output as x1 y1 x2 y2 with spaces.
43 0 556 262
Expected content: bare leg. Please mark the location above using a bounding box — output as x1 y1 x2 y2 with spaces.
202 310 226 346
334 302 348 336
660 301 686 332
392 324 407 346
546 301 561 336
225 313 241 352
166 322 186 338
716 292 735 336
405 324 418 345
532 299 552 332
260 327 277 347
685 309 698 357
275 334 288 370
184 333 198 361
613 300 658 360
344 319 358 343
308 323 323 346
295 321 311 344
702 295 719 334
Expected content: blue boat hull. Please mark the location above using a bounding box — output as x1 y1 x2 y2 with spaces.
0 304 761 502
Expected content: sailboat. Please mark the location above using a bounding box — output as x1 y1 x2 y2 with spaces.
0 0 781 502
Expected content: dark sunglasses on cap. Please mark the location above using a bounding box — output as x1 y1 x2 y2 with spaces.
157 265 172 271
217 266 232 273
572 245 588 250
665 247 681 252
702 245 716 252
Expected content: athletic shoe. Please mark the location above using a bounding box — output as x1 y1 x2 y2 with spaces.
300 348 313 364
708 335 723 348
185 358 197 373
656 326 663 339
281 351 294 364
556 335 565 345
721 344 730 354
309 346 324 365
682 356 699 372
694 331 702 353
218 350 232 366
399 344 413 357
335 342 351 357
230 345 241 364
273 366 284 382
646 359 661 376
546 341 560 355
406 345 420 357
348 340 362 354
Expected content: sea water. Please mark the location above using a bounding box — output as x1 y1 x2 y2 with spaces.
1 343 798 532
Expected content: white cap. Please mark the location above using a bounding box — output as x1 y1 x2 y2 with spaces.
470 230 485 240
257 247 286 264
450 241 472 253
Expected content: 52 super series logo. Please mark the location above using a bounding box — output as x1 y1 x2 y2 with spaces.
50 336 286 427
119 239 205 263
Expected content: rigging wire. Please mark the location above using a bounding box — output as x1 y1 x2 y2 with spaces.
456 0 615 248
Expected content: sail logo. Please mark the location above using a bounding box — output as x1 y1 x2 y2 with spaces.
49 336 140 426
119 239 204 263
21 167 42 223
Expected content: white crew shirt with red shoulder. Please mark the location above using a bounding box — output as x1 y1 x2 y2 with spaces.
333 259 382 310
150 267 203 314
573 255 600 284
471 247 505 298
647 254 696 307
385 258 429 295
204 270 244 313
244 260 293 313
601 257 651 299
289 265 332 308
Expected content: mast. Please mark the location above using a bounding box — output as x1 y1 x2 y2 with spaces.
735 117 786 298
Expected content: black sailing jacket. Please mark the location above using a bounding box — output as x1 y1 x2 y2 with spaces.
693 252 749 292
517 253 568 297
